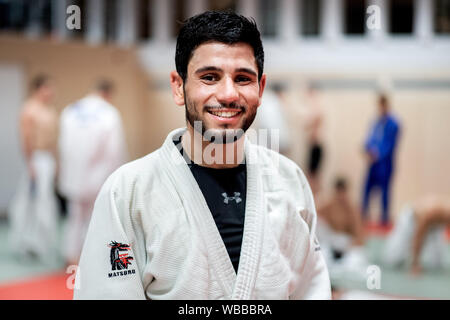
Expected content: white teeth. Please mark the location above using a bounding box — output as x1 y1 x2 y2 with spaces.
210 111 239 118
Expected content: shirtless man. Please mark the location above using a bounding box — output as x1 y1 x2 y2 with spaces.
317 178 365 252
317 178 365 247
21 75 58 174
383 195 450 275
303 85 324 195
316 178 368 276
410 197 450 274
8 74 60 262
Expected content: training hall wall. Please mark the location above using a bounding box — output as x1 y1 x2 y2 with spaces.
0 35 154 214
308 88 450 221
1 35 449 221
145 80 450 222
0 35 151 159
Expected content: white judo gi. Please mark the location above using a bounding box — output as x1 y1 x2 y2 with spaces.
382 205 448 270
74 128 331 300
316 217 369 279
58 94 127 264
8 151 59 262
254 90 291 153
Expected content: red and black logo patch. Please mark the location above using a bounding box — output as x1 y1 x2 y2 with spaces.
107 241 136 278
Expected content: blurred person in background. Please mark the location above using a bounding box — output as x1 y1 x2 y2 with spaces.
362 94 401 227
316 177 368 276
383 195 450 275
8 74 60 263
302 84 324 196
253 83 291 156
58 79 128 267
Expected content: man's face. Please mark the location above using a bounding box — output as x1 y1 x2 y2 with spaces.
171 41 266 143
39 81 55 104
336 189 347 202
378 99 388 117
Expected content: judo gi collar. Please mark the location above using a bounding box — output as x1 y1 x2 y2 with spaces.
160 127 265 300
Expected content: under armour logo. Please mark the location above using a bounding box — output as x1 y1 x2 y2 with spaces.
222 192 242 204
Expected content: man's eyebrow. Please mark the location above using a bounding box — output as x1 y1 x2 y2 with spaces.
235 68 257 77
194 66 257 77
194 66 223 74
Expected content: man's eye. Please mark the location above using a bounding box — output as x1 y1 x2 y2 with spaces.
236 76 251 83
201 75 217 82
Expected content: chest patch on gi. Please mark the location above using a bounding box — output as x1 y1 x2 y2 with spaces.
107 241 136 278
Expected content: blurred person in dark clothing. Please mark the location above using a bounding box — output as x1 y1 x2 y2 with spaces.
303 85 324 196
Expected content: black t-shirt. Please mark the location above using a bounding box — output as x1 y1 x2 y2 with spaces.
173 136 246 273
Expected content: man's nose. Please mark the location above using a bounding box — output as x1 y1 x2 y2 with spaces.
216 77 239 106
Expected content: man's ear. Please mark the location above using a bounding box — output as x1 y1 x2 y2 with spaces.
170 71 185 106
257 73 267 107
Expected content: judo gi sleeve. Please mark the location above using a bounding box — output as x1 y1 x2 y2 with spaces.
290 169 332 300
291 236 332 300
73 172 147 300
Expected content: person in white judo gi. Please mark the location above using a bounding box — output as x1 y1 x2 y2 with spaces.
8 74 60 263
382 195 450 275
58 80 128 267
74 11 331 300
253 83 291 156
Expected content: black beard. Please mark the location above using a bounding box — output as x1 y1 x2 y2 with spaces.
184 95 257 144
203 128 245 144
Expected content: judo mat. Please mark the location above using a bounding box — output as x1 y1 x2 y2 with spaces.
0 219 449 300
0 272 72 300
331 235 450 300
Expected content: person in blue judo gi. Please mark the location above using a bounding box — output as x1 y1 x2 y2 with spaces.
362 94 401 226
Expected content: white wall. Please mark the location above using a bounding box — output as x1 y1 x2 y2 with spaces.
0 64 26 217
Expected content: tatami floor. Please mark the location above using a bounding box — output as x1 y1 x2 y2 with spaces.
0 219 449 300
332 235 450 299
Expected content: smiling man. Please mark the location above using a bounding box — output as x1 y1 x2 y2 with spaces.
74 11 331 300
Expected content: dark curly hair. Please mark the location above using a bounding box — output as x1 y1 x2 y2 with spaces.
175 11 264 83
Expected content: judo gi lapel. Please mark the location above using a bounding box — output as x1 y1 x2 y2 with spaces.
231 139 265 300
160 128 265 300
